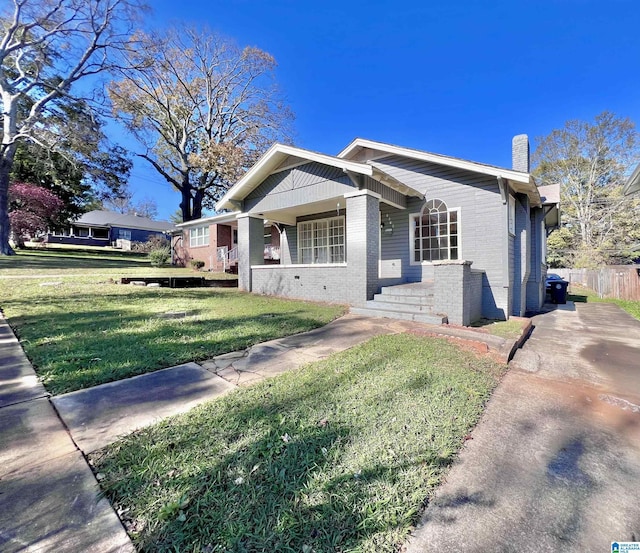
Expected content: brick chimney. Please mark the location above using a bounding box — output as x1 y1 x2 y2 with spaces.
512 134 530 173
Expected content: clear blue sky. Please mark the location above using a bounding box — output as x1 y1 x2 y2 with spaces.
125 0 640 220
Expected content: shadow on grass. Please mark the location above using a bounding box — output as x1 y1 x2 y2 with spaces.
97 361 457 553
3 289 339 394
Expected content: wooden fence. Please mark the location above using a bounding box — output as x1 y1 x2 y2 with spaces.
554 265 640 300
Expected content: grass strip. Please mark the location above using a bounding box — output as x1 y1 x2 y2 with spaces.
92 333 506 553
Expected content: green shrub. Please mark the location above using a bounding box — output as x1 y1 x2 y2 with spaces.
189 259 205 270
148 247 170 267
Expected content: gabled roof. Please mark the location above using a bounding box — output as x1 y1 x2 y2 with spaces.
216 137 543 213
338 138 532 186
74 210 173 232
216 143 379 211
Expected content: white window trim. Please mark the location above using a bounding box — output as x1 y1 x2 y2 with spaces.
408 205 461 266
190 225 210 248
297 215 345 264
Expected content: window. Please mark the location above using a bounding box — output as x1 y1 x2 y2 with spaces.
411 199 459 263
74 226 89 238
118 229 132 240
92 227 109 239
297 216 345 264
190 225 210 247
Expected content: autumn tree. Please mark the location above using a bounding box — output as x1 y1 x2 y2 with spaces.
0 0 143 255
9 181 63 247
109 27 293 222
533 112 640 266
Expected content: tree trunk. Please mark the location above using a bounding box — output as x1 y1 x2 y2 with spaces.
192 189 204 220
180 177 193 222
0 148 16 255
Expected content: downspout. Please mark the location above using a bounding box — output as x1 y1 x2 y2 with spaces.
497 176 510 289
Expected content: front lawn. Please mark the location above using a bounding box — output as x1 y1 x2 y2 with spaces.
92 333 506 553
0 248 237 278
0 278 344 394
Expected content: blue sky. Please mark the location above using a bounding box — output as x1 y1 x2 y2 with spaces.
126 0 640 220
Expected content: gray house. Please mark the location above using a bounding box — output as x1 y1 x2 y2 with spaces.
214 136 559 325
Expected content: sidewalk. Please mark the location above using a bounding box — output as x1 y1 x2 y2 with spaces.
0 315 133 553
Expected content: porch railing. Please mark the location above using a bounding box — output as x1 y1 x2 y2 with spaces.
264 245 280 260
217 246 239 272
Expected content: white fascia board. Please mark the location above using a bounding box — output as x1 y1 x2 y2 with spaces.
624 163 640 195
339 138 531 185
216 143 373 211
175 212 239 228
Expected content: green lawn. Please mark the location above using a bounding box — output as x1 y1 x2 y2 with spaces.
0 276 344 395
470 318 528 340
569 284 640 321
0 248 237 278
92 333 506 553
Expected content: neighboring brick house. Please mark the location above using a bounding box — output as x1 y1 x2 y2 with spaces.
186 136 558 325
45 210 172 248
172 213 281 272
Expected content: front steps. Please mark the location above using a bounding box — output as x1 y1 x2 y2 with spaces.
351 281 448 325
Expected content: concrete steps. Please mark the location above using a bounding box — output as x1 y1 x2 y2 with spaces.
351 281 448 325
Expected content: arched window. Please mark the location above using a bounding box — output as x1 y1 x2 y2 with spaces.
412 199 459 262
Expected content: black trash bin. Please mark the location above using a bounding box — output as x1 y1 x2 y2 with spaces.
550 280 569 304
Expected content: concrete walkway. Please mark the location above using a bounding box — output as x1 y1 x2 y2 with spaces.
0 316 133 553
0 309 525 552
0 313 435 552
406 301 640 552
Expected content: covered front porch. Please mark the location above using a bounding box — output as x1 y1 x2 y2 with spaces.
236 188 381 307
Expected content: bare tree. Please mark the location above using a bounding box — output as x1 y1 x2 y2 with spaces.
103 192 158 219
109 27 293 222
0 0 143 254
533 111 640 266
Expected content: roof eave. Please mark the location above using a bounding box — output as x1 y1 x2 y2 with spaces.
340 138 532 185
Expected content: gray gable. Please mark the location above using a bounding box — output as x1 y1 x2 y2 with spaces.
245 162 352 201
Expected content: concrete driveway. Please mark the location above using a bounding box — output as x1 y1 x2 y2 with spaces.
406 301 640 552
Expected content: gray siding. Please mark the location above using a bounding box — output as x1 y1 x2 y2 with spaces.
371 155 509 319
245 162 355 213
512 194 531 316
526 208 546 312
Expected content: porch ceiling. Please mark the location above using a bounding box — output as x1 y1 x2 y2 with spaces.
255 198 346 226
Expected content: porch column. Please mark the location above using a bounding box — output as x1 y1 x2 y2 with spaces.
237 214 264 292
345 190 380 307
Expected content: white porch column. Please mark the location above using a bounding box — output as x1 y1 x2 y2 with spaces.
345 190 380 307
237 214 264 292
